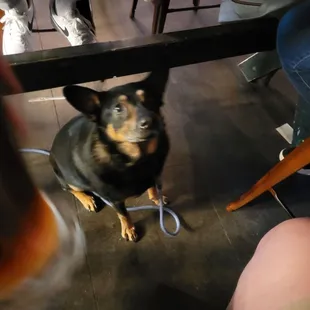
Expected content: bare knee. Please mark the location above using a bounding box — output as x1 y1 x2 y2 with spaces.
229 218 310 310
257 218 310 253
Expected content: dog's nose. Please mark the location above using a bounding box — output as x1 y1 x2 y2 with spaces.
139 117 152 130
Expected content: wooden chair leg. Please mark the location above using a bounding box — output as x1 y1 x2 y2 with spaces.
157 0 170 34
130 0 139 19
227 138 310 212
152 3 161 34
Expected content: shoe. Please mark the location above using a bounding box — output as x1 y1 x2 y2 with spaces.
50 0 96 46
1 0 34 55
279 147 310 176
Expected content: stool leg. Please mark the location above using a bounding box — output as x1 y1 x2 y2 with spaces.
157 0 170 34
130 0 139 18
193 0 200 12
227 138 310 212
152 3 161 34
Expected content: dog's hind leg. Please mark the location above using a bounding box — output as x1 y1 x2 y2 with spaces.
115 202 138 242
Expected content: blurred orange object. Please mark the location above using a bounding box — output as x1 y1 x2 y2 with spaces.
0 192 59 298
0 99 59 299
0 52 84 309
0 55 58 300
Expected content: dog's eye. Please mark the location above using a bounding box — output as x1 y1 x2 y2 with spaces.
114 104 123 114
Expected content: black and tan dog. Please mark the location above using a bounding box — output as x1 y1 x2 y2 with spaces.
49 71 170 242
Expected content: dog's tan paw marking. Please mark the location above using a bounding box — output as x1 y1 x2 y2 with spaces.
152 195 169 206
71 190 97 212
77 194 96 212
86 199 96 212
121 226 138 242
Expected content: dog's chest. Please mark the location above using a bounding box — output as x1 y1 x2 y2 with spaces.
101 146 165 184
95 137 169 197
98 161 158 198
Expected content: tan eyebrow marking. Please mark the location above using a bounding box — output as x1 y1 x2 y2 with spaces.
90 94 100 105
136 89 145 102
118 95 128 103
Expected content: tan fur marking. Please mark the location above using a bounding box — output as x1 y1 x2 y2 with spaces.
105 102 137 142
90 94 100 105
147 187 158 202
117 141 141 160
92 136 111 164
70 189 96 212
105 124 119 141
146 137 158 154
136 89 145 102
118 95 128 103
147 187 169 206
68 184 83 191
118 214 137 241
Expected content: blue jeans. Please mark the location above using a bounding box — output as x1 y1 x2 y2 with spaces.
277 0 310 146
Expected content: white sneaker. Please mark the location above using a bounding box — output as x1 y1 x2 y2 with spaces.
1 0 34 55
50 1 96 46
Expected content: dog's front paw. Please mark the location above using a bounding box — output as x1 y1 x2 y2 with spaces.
148 187 169 207
71 190 98 212
152 195 169 206
121 226 138 242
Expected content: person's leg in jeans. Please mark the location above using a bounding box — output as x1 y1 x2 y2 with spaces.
50 0 96 46
277 0 310 174
227 218 310 310
0 0 33 55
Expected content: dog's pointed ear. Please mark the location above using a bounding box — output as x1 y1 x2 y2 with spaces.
63 85 101 117
143 69 169 97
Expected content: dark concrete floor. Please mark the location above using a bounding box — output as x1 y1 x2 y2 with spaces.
8 0 310 309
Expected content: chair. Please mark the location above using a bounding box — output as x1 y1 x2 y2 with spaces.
219 0 289 85
227 138 310 211
130 0 221 34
